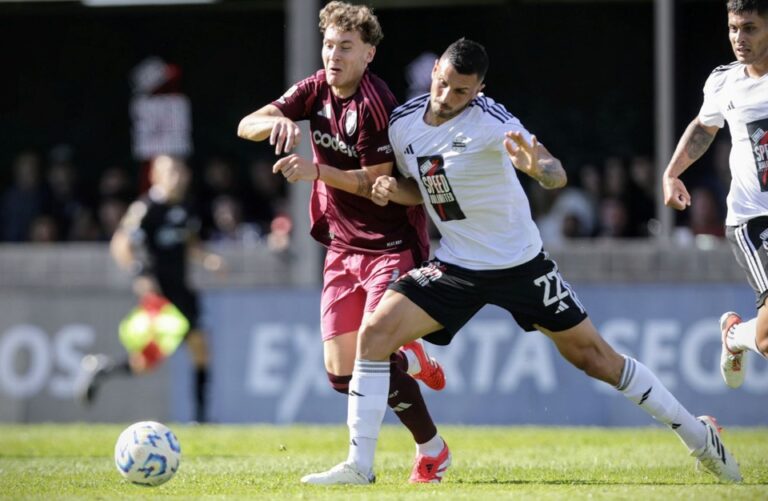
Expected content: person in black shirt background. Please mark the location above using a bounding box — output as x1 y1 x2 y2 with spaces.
77 154 223 423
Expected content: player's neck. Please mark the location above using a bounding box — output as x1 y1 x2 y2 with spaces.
330 81 361 99
746 59 768 78
424 108 445 127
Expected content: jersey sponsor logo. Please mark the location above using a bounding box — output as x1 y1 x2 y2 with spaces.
377 144 393 154
407 261 444 287
451 133 469 152
416 155 466 221
312 130 358 158
760 228 768 250
747 118 768 191
344 110 358 136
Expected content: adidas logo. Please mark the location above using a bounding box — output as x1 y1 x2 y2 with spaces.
404 144 414 155
555 301 569 314
317 103 332 118
639 386 652 405
391 402 412 412
727 100 735 111
349 390 365 397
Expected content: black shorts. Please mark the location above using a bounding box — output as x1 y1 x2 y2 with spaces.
389 252 588 345
726 217 768 308
158 281 200 331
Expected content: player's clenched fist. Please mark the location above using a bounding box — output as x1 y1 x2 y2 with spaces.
371 175 398 206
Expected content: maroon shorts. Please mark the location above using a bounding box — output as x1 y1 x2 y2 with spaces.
320 248 416 341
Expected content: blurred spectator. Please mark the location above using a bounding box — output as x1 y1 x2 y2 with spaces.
405 51 438 99
1 151 46 242
266 213 292 253
246 156 288 236
97 197 129 240
596 197 631 238
603 156 653 237
68 208 102 241
45 147 88 240
689 186 725 238
208 195 261 247
199 156 240 237
99 166 134 203
538 186 596 245
28 215 59 243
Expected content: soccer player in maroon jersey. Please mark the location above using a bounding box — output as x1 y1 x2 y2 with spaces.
237 1 449 483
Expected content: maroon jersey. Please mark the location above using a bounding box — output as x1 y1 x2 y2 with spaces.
273 69 428 260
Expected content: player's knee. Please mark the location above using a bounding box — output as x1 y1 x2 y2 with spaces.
577 348 620 385
327 372 352 394
358 321 395 361
755 333 768 357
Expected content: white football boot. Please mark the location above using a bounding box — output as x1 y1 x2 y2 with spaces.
719 312 746 389
300 462 375 485
691 415 742 483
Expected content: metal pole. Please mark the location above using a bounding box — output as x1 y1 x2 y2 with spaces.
655 0 675 238
286 0 321 285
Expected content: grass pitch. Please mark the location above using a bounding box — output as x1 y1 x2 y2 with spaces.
0 424 766 500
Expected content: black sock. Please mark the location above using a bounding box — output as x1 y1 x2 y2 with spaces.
194 366 209 423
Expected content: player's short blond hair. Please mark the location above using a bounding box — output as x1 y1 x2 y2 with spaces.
319 1 384 46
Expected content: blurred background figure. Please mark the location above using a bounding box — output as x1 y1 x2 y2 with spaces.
45 144 88 241
76 155 223 423
1 151 45 242
246 156 288 238
208 194 261 247
405 51 438 99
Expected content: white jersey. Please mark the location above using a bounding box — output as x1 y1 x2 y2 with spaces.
389 93 542 270
699 61 768 225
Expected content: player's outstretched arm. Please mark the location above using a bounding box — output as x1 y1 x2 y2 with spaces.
237 104 302 155
504 131 566 189
371 175 423 207
663 117 719 210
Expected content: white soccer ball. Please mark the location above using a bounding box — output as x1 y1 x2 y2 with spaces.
114 421 181 486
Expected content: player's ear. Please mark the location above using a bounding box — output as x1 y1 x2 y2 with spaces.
365 45 376 64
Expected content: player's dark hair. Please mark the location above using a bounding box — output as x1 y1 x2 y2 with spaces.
727 0 768 16
440 38 489 81
319 1 384 46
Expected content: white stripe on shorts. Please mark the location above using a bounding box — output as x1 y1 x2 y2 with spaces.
735 223 768 292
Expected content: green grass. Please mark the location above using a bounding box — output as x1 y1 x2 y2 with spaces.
1 424 766 500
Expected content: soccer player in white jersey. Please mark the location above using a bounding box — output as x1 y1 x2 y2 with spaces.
664 0 768 390
301 38 742 485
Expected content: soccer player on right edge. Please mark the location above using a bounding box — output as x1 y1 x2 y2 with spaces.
301 38 742 485
664 0 768 390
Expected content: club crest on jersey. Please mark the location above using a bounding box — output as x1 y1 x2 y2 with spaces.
451 133 469 152
345 110 358 136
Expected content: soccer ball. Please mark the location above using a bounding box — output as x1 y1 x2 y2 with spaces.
114 421 181 486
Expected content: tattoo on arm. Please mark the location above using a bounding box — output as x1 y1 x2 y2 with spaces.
354 170 372 198
685 124 716 161
536 159 566 189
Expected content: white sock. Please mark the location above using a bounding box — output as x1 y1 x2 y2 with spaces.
346 359 390 474
616 356 705 452
728 318 764 356
401 346 421 375
416 434 444 457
